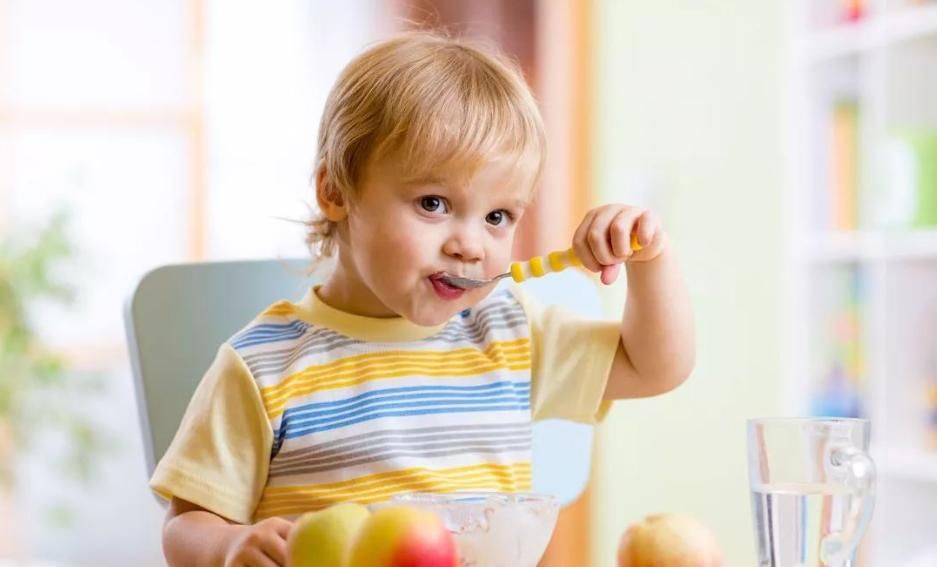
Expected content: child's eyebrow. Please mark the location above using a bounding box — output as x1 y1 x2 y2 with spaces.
401 175 451 188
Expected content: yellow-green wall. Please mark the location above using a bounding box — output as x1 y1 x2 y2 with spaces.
591 1 784 565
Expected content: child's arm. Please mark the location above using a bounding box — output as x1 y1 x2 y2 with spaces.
163 497 292 567
572 205 695 399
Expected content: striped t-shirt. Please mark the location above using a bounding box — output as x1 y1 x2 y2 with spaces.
150 285 619 524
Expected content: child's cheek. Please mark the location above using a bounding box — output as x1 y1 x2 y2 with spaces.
379 227 425 269
486 236 514 275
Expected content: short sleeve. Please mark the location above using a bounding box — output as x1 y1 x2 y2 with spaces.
512 287 621 424
149 343 273 524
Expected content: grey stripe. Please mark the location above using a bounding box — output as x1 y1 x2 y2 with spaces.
243 332 354 367
429 316 528 344
271 427 531 469
242 328 359 366
437 301 527 336
270 435 532 475
269 442 532 478
467 298 524 321
246 336 361 378
458 301 526 329
273 422 531 463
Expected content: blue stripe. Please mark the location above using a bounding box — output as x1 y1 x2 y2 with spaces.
232 330 307 350
281 381 530 418
232 327 307 347
236 321 308 334
231 321 309 349
284 391 530 427
282 403 531 439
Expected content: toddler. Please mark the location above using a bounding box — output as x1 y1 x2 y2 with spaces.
152 31 695 567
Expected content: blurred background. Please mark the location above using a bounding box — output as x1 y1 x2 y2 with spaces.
2 0 937 565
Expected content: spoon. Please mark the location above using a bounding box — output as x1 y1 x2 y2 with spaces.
441 233 642 289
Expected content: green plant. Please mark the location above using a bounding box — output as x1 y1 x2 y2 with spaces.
0 213 112 491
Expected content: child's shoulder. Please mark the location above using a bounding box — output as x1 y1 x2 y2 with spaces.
224 297 360 384
226 298 317 352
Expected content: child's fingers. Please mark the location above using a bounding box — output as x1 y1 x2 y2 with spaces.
601 263 622 285
242 548 279 567
260 539 287 567
573 238 602 274
255 517 291 566
269 517 293 539
263 532 288 565
608 208 644 258
572 208 604 273
634 210 659 248
586 206 628 266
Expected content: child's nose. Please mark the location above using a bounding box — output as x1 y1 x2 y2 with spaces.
443 231 485 263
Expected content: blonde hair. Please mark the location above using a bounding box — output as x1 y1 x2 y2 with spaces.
308 31 546 257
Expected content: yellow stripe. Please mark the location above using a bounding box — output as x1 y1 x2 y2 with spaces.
260 302 297 317
529 256 546 277
255 462 532 517
263 462 531 498
259 463 531 506
261 468 532 507
261 339 531 417
548 251 566 272
257 478 532 518
510 262 525 282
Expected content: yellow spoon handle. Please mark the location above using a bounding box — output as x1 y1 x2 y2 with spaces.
508 248 578 283
509 234 642 283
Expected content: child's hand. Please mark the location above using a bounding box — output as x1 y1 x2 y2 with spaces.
224 517 293 567
572 204 667 285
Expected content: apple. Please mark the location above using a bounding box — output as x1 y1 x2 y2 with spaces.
346 506 458 567
287 502 370 567
618 513 723 567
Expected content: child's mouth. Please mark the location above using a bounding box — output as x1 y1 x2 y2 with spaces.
428 273 467 300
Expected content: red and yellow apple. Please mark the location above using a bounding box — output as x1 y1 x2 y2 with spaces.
618 513 723 567
346 506 458 567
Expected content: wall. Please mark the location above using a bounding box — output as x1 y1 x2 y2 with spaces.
590 1 785 565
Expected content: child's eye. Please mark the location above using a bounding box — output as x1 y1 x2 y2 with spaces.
419 196 449 214
486 210 511 226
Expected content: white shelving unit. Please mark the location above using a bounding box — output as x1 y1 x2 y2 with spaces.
786 1 937 565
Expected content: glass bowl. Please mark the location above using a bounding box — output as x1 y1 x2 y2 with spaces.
390 492 559 567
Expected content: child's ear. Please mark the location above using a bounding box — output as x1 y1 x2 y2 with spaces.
315 164 347 222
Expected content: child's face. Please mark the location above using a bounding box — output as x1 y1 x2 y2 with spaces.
333 155 532 325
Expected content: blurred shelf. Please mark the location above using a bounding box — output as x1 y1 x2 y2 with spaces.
879 3 937 47
802 229 937 262
876 447 937 482
798 19 870 61
803 231 880 261
796 3 937 62
790 3 937 565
